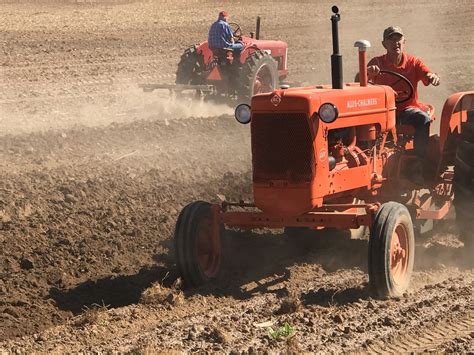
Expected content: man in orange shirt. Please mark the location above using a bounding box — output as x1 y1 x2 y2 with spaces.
367 26 440 172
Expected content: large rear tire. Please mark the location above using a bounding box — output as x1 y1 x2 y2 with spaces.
174 201 221 287
453 110 474 250
175 45 204 85
239 50 278 103
368 202 415 298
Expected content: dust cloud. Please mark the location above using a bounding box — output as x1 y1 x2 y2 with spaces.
0 85 233 137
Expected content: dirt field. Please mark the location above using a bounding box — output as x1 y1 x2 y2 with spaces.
0 0 473 352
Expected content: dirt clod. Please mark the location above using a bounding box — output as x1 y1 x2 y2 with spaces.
275 296 301 315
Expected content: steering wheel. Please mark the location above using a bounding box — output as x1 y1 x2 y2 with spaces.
228 22 242 38
373 70 414 104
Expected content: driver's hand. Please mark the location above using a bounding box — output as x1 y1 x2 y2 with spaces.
367 65 380 79
427 72 440 86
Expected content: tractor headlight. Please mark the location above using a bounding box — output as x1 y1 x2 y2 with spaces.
318 103 339 123
234 104 252 124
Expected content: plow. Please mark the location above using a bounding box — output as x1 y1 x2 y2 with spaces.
173 6 473 298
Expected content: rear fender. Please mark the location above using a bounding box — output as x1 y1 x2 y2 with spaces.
239 38 289 78
439 91 474 154
196 42 214 67
238 44 257 64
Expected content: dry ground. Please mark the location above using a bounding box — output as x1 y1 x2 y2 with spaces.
0 0 473 352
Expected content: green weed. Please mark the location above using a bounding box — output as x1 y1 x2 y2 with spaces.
268 322 294 340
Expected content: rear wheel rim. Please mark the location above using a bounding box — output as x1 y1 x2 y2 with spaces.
390 223 409 286
196 215 220 278
253 64 274 95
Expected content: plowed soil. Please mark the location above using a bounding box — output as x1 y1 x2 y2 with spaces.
0 0 473 353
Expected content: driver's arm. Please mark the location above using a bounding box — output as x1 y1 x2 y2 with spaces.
427 72 440 86
354 60 379 82
367 65 380 79
415 58 439 86
223 23 234 44
366 57 381 80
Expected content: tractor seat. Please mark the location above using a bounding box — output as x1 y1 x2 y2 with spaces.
396 103 435 136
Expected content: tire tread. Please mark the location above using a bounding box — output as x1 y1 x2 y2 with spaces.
174 201 217 287
368 202 415 298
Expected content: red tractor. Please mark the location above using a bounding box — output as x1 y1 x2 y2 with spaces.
174 6 474 298
141 17 288 103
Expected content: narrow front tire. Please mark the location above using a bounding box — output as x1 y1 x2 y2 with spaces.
368 202 415 298
174 201 221 287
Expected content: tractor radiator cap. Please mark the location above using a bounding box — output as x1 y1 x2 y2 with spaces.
280 84 290 90
354 40 371 51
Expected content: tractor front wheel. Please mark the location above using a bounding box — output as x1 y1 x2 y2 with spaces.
453 110 474 250
368 202 415 298
174 201 221 287
239 50 278 103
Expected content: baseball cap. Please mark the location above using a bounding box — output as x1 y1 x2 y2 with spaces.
219 10 229 18
383 26 404 40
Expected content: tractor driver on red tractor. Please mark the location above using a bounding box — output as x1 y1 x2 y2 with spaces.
367 26 440 182
208 10 243 63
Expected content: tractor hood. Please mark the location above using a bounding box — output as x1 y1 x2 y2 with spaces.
249 84 396 217
251 84 397 136
251 84 395 119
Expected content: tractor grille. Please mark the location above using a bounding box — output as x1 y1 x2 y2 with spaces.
251 112 314 183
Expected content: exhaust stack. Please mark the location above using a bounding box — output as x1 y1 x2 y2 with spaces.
256 16 261 40
330 6 343 89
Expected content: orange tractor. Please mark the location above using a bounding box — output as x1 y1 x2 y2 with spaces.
140 17 288 103
174 6 474 298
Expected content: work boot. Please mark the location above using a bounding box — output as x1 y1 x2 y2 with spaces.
410 163 424 186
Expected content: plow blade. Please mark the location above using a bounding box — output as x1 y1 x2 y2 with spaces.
139 83 215 93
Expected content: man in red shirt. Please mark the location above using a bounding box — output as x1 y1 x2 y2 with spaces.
367 26 440 177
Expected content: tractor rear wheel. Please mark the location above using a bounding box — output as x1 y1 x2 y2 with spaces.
239 50 278 103
453 110 474 250
368 202 415 298
175 45 204 85
174 201 221 287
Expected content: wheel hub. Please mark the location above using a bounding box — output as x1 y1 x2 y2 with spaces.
196 215 220 278
390 224 409 286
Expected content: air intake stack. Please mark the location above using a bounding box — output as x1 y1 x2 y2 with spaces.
354 40 371 86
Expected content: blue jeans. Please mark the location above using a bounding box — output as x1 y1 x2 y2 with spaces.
227 42 243 53
228 43 243 63
397 108 430 158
